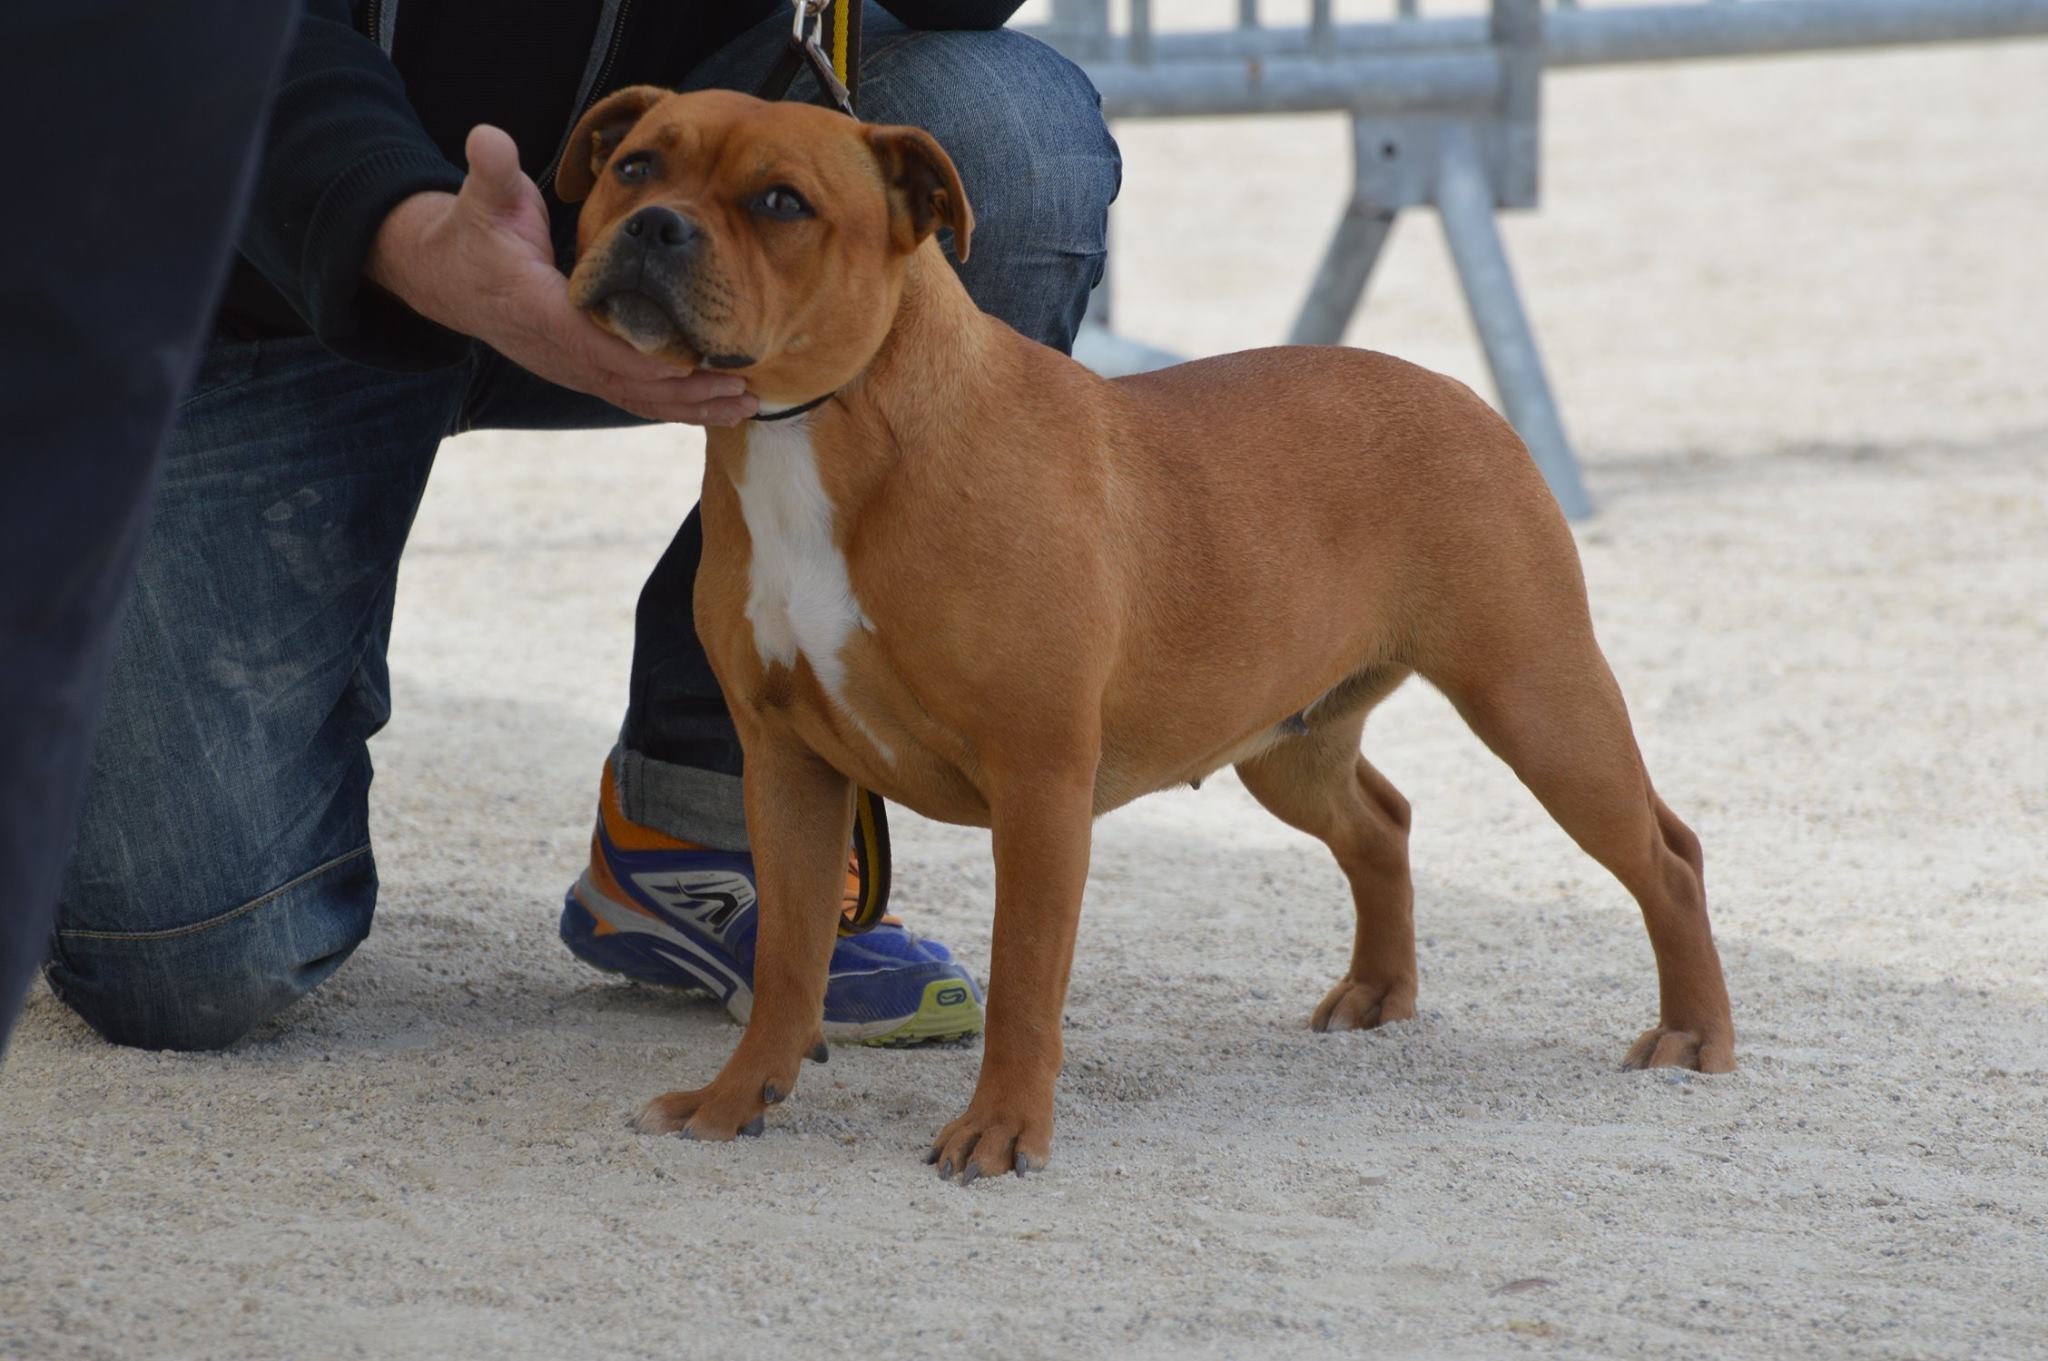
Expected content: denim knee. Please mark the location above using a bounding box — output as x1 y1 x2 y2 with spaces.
45 848 376 1051
966 30 1122 234
859 24 1122 351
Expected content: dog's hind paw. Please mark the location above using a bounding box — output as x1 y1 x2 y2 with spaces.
1621 1026 1736 1074
1309 976 1417 1033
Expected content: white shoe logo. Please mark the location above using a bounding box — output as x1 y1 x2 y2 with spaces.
631 870 756 932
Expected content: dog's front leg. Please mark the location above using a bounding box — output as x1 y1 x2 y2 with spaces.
928 763 1096 1183
634 735 851 1139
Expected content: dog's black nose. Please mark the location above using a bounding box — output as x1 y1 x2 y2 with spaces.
621 205 699 252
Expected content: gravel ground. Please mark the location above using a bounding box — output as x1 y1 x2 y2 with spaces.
3 31 2045 1361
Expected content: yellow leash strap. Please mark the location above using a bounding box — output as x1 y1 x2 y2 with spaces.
843 786 891 936
826 1 861 108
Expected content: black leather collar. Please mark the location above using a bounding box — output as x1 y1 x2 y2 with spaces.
750 391 836 423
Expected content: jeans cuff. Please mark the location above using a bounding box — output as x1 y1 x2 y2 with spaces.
613 743 748 852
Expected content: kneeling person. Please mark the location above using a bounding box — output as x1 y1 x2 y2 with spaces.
44 2 1120 1051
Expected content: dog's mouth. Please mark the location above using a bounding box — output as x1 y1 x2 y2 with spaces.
596 291 687 355
583 286 757 371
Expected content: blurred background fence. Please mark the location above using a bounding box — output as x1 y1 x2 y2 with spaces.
1019 0 2048 516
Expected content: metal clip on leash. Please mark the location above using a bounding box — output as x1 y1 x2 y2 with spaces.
757 0 861 119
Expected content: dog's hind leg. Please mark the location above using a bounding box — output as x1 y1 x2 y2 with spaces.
1429 620 1735 1073
1236 698 1419 1033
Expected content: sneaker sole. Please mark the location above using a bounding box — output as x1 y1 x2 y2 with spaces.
849 978 984 1048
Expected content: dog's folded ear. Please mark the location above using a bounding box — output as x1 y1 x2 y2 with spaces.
555 85 670 203
867 125 975 264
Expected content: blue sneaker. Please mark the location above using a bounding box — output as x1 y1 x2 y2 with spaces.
560 763 984 1046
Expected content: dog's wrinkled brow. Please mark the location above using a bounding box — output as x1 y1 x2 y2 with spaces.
646 123 689 155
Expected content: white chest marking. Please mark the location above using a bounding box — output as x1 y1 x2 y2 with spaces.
736 419 892 762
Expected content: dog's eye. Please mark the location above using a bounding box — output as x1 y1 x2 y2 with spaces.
752 185 813 221
615 152 655 184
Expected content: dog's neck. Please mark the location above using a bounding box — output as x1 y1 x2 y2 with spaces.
703 241 1014 510
843 240 1003 442
704 241 1048 548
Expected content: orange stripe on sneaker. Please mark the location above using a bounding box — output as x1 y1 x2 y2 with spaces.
586 847 662 924
596 757 706 853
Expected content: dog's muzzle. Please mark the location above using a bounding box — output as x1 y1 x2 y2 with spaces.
579 206 753 366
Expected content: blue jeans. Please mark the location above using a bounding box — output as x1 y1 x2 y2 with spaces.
45 10 1121 1051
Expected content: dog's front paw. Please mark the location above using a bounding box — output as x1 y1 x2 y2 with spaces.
925 1093 1052 1185
1621 1025 1736 1074
634 1063 800 1140
1309 975 1416 1032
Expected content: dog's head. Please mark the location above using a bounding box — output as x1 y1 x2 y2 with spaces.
556 87 973 405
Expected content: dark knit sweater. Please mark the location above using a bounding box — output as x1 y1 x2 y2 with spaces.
220 0 1024 369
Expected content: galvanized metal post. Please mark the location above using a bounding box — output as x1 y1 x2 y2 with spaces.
1311 0 1338 57
1287 118 1399 346
1045 0 1111 61
1491 0 1541 206
1436 124 1592 518
1546 0 2048 64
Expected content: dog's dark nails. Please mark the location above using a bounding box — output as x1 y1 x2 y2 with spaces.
807 1041 829 1064
938 1159 953 1179
923 1147 942 1165
763 1082 784 1104
961 1164 980 1186
676 1126 697 1142
739 1115 765 1138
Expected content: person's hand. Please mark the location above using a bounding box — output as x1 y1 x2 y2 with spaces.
366 124 759 426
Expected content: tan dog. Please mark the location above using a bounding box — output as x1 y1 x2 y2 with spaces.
556 88 1735 1182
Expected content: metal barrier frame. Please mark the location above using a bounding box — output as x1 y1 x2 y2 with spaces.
1030 0 2048 517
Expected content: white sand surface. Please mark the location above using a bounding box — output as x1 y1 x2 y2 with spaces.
5 36 2047 1361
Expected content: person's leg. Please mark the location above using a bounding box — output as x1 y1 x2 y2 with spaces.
453 353 746 846
44 337 466 1050
0 1 298 1052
